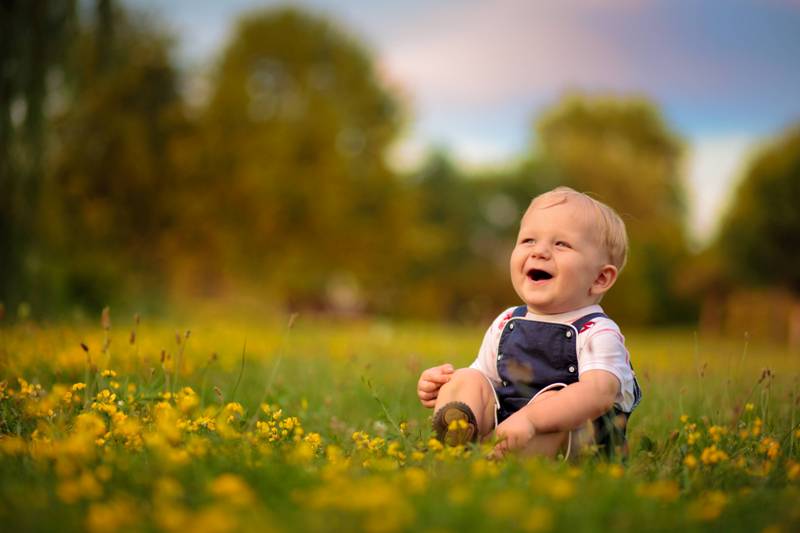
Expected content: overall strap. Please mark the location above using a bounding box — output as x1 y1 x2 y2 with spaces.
512 305 528 318
571 312 607 332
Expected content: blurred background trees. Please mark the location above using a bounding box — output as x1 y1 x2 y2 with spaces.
190 8 410 311
2 0 800 336
533 97 692 324
1 0 77 312
718 126 800 293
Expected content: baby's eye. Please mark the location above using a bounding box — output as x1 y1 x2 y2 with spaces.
555 241 572 248
520 238 535 245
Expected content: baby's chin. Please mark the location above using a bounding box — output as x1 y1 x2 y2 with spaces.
523 298 598 315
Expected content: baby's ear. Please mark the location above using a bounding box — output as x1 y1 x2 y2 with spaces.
591 264 618 296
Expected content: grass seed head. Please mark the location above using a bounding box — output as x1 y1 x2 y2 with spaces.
101 307 111 330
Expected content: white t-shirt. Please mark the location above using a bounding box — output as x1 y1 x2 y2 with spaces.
469 304 638 413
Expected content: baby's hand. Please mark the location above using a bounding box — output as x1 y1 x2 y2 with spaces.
416 363 455 408
492 410 536 458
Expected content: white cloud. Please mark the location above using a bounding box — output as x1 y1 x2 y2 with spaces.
379 0 638 107
685 134 760 246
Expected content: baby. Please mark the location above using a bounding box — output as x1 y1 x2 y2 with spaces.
417 186 641 458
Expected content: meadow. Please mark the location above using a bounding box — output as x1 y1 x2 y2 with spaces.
1 310 799 532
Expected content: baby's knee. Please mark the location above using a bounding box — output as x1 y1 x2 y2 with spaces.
442 368 491 393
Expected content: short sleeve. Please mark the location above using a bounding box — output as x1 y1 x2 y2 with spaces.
468 307 516 385
577 321 637 412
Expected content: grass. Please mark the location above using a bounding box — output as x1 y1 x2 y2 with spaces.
1 311 799 532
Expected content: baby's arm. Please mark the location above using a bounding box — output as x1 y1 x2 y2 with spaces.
416 364 455 408
494 370 619 454
521 369 619 432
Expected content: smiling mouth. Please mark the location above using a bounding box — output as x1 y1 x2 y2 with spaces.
527 269 553 282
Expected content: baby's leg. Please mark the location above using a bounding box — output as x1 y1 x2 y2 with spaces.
434 368 497 438
520 390 570 457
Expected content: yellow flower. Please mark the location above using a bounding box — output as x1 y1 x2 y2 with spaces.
224 402 244 417
744 403 754 412
187 505 238 533
471 459 499 479
17 378 43 398
485 490 526 519
607 463 624 479
75 412 107 438
154 477 184 501
403 467 428 493
522 506 554 532
178 392 199 414
700 445 729 465
210 474 255 506
448 486 470 505
787 460 800 481
688 491 727 521
290 442 316 464
304 432 322 451
387 441 405 462
101 369 117 378
708 425 727 442
448 419 469 431
368 436 385 452
548 478 575 500
636 480 680 503
86 497 138 533
56 479 81 503
680 414 689 423
0 436 26 455
352 431 370 449
759 437 780 460
427 438 443 452
751 460 774 478
683 454 698 469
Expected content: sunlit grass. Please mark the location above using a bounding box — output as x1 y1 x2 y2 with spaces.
1 312 799 532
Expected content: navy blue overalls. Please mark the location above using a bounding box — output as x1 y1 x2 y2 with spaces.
495 305 642 457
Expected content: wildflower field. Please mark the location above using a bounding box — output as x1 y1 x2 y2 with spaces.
1 310 799 532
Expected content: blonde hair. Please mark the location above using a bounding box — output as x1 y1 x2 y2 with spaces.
528 186 628 271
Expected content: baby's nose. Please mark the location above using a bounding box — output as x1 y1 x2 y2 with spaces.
530 242 551 258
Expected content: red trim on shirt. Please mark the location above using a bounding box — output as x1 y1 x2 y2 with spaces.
497 310 514 331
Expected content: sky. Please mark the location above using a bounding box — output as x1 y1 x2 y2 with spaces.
128 0 800 244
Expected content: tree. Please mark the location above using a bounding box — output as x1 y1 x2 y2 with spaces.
196 7 410 310
43 1 188 309
533 94 691 324
0 0 77 310
718 124 800 292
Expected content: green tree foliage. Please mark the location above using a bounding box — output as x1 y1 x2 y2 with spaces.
42 2 187 308
533 94 692 324
1 2 708 324
718 124 800 292
401 151 548 320
194 7 411 310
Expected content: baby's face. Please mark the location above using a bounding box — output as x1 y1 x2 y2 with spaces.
510 199 614 314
